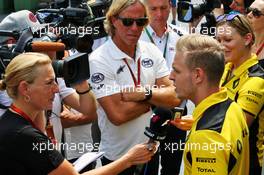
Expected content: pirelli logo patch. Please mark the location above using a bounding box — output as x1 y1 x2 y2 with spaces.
196 157 216 163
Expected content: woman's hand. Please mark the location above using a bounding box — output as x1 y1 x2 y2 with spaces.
121 143 157 167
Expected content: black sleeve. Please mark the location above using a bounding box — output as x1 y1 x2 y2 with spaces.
16 126 64 175
259 59 264 69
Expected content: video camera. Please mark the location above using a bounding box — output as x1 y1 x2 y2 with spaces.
177 0 221 36
0 28 90 87
52 52 90 87
0 0 112 86
36 0 112 52
177 0 221 22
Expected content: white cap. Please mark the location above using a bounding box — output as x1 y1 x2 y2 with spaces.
0 10 48 43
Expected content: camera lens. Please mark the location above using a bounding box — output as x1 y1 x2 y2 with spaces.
52 60 64 78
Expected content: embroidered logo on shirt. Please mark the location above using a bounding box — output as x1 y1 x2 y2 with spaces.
196 157 216 163
141 58 154 68
117 65 126 74
169 46 175 51
91 73 105 83
237 140 242 154
96 84 104 90
197 167 216 173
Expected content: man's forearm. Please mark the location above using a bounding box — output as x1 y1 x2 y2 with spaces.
121 86 181 108
99 95 151 126
148 86 181 108
61 113 96 128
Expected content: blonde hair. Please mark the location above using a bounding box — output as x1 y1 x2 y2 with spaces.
176 34 225 85
0 52 51 99
104 0 147 36
217 14 255 47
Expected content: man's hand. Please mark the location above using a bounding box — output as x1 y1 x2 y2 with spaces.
60 106 95 128
170 115 194 131
189 15 204 34
60 106 78 128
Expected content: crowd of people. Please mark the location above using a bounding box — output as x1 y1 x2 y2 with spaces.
0 0 263 175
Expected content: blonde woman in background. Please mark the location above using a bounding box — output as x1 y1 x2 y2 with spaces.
216 14 264 174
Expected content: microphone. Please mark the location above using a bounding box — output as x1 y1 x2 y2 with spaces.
29 41 65 52
139 107 176 173
144 107 174 149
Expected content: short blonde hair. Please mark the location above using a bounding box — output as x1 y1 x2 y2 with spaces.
0 52 51 99
104 0 147 36
176 34 225 85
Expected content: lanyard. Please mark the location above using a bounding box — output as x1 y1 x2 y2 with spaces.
123 58 141 87
10 104 39 131
145 28 169 59
256 42 264 56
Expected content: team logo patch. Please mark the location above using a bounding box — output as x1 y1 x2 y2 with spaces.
196 157 216 163
141 58 154 68
28 12 37 23
91 73 104 84
169 46 175 51
237 140 242 154
117 65 126 74
96 84 104 90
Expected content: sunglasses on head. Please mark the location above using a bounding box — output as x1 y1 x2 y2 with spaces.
216 13 245 26
117 16 148 27
246 7 264 17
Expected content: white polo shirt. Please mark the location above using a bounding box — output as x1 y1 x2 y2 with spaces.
89 38 169 160
140 24 183 71
50 78 75 144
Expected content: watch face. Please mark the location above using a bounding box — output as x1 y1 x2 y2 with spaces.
144 88 152 101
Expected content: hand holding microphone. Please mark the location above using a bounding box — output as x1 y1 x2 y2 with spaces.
144 107 174 147
170 115 194 131
169 100 194 131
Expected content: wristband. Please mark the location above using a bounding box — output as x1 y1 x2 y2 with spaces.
76 86 92 95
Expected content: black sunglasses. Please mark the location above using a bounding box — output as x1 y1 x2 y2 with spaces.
246 7 264 18
216 13 245 26
117 16 148 27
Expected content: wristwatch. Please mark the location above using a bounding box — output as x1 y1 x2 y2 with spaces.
144 87 152 101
